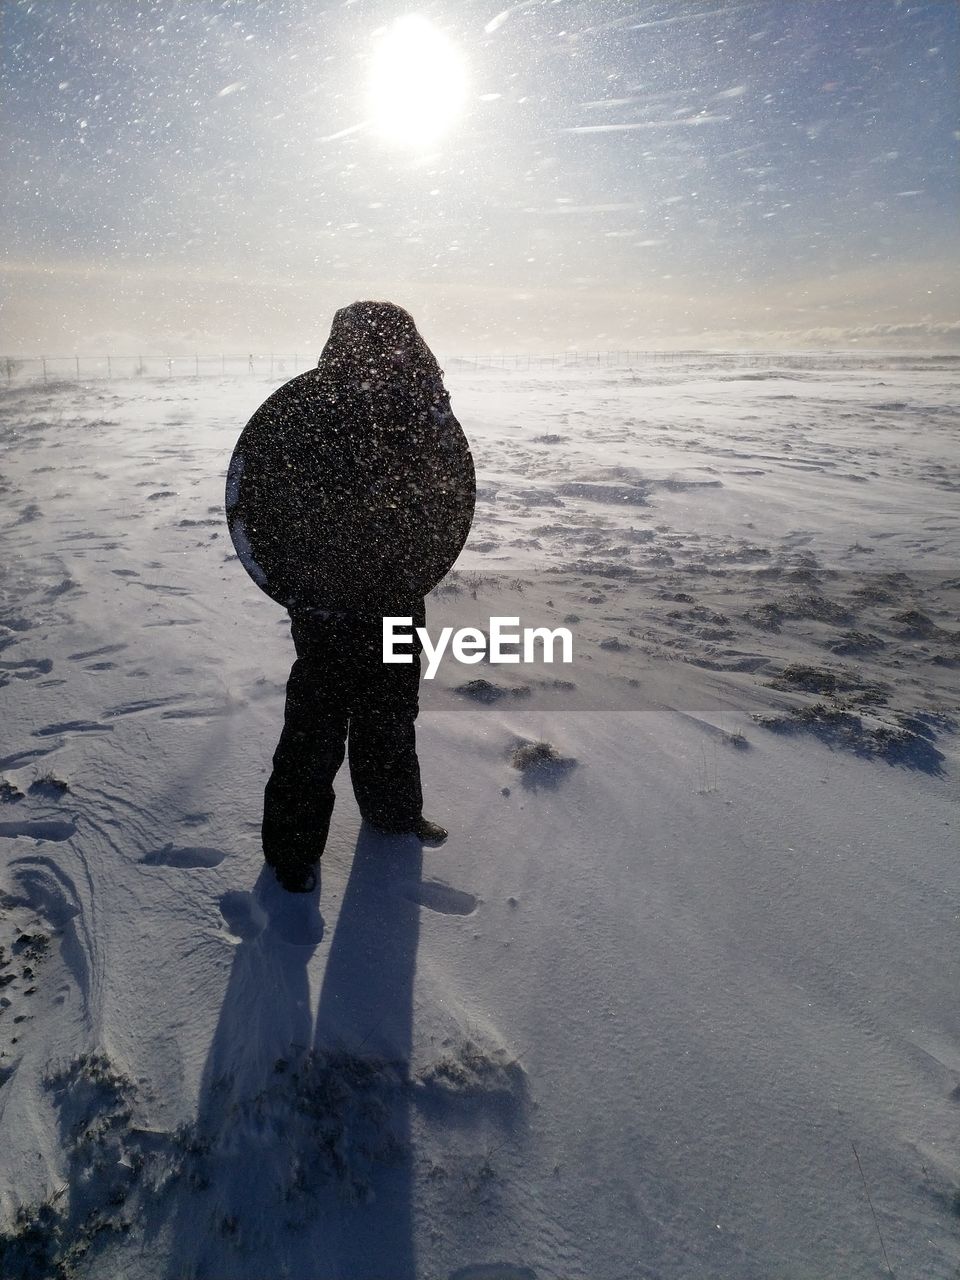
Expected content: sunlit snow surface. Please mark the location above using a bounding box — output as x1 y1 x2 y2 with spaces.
0 359 958 1279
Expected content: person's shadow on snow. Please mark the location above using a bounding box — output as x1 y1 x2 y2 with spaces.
156 864 319 1279
159 830 422 1280
299 822 422 1280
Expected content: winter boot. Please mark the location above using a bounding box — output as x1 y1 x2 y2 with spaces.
365 815 448 845
272 858 320 894
413 816 448 845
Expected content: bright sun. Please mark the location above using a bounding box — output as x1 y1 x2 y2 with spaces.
367 15 468 148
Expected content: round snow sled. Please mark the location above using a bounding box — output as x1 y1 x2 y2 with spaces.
225 368 475 612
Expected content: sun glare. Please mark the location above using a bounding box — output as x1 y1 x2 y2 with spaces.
367 15 468 148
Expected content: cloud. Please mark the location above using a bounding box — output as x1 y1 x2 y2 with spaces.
831 320 960 340
691 320 960 350
3 255 958 356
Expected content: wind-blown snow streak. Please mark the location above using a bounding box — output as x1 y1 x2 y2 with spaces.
565 114 731 132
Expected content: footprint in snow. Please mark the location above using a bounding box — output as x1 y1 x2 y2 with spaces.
141 844 226 868
0 657 54 681
401 880 478 916
7 855 82 928
218 890 267 941
0 747 60 772
0 819 77 843
253 873 324 946
105 696 184 718
67 643 127 662
34 720 112 737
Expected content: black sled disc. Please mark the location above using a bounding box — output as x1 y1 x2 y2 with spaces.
225 368 475 613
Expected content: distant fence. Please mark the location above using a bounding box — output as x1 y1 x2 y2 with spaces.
2 349 957 385
1 353 311 383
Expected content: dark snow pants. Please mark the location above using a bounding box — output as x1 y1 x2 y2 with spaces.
262 603 425 872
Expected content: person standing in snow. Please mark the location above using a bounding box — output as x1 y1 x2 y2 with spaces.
226 301 475 893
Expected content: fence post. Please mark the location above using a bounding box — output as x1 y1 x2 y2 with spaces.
75 356 80 381
42 357 47 383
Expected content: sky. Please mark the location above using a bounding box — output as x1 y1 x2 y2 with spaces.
1 0 958 356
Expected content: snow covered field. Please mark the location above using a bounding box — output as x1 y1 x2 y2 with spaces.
1 358 958 1279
